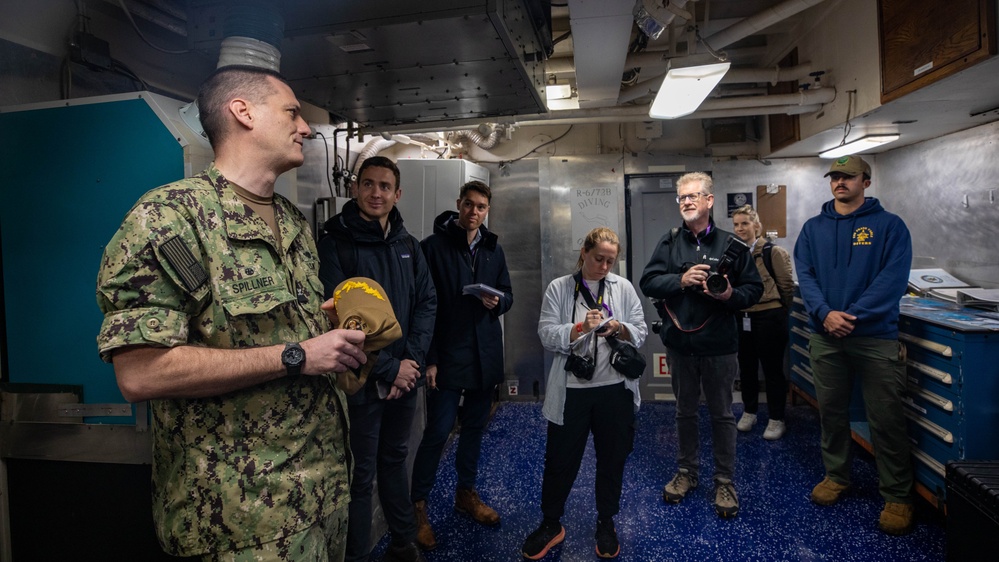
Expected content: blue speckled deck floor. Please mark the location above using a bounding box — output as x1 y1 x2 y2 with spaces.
372 401 946 561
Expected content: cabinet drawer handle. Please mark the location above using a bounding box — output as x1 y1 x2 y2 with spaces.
907 359 952 385
906 386 954 412
910 446 945 477
904 410 954 444
791 326 812 339
790 311 809 323
791 364 814 385
899 332 952 358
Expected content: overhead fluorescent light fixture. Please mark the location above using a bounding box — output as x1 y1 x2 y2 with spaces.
545 84 573 100
649 62 730 119
818 134 900 159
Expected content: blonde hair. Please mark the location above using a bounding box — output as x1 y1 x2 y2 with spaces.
575 227 620 270
677 172 713 195
732 204 762 238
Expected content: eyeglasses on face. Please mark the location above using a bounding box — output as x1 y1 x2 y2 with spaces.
676 192 708 204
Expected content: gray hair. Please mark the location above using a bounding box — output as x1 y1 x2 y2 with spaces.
676 172 713 195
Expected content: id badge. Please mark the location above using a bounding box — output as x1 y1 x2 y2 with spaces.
743 315 751 332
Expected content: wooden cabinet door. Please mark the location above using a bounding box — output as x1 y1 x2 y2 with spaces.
879 0 996 103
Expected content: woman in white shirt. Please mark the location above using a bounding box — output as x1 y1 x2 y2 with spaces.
521 227 648 560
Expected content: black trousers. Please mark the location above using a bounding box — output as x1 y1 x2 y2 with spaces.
737 307 789 420
540 382 635 521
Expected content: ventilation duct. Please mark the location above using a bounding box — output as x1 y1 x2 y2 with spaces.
179 1 286 140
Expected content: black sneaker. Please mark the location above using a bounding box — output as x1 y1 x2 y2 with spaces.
595 517 620 558
522 519 565 560
384 541 426 562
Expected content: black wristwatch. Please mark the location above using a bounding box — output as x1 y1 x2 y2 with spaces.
282 342 306 377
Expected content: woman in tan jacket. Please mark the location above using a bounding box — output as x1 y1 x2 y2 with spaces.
731 205 795 440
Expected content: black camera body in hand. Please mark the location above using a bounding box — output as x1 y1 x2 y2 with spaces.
564 353 596 380
705 236 750 294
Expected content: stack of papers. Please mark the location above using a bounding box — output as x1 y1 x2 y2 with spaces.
908 269 972 294
956 289 999 312
908 269 999 311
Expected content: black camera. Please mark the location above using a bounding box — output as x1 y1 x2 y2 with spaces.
652 320 663 334
564 353 595 380
705 236 750 294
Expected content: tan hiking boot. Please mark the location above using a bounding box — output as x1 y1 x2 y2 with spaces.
413 500 437 551
810 477 849 506
713 478 740 518
455 488 500 526
879 502 915 535
662 469 698 503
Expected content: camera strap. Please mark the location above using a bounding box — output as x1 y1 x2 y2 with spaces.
569 272 601 363
572 271 606 312
661 303 719 333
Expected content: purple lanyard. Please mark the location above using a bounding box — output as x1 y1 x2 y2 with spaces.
580 279 613 317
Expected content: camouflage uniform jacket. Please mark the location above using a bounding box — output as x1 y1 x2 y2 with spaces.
96 164 351 556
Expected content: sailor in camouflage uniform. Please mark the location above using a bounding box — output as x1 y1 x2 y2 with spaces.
96 65 366 561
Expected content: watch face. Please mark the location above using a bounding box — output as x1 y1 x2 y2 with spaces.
283 345 305 366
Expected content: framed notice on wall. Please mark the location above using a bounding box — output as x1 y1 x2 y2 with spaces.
726 192 753 216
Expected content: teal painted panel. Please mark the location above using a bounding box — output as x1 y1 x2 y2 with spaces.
1 98 186 423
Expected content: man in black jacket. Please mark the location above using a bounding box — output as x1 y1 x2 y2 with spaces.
639 172 762 519
410 181 513 551
318 156 437 562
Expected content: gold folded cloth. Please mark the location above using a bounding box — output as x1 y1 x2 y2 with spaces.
331 277 403 394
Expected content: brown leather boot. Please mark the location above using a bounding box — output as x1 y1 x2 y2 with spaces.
413 500 437 551
879 502 915 535
454 487 500 526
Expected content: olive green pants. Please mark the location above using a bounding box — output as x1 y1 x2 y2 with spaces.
808 334 914 504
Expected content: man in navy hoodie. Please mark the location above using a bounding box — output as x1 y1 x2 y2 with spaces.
794 155 915 535
410 180 513 551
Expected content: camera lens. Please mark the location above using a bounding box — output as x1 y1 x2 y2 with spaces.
652 320 662 334
706 272 728 294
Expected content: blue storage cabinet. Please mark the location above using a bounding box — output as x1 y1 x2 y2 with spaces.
897 297 999 503
789 290 999 507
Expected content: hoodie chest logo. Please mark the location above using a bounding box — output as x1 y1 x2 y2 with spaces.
853 227 874 246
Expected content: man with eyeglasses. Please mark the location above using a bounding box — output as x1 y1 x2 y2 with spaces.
794 155 915 535
640 172 762 519
410 180 513 551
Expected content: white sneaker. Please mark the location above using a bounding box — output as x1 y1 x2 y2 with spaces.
763 419 786 440
736 412 757 432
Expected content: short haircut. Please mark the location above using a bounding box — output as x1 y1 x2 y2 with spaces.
197 65 286 149
676 172 714 195
575 227 620 271
357 156 401 190
732 204 762 238
459 180 491 203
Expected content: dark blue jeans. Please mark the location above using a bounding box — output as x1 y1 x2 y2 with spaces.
345 391 419 562
411 386 494 502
